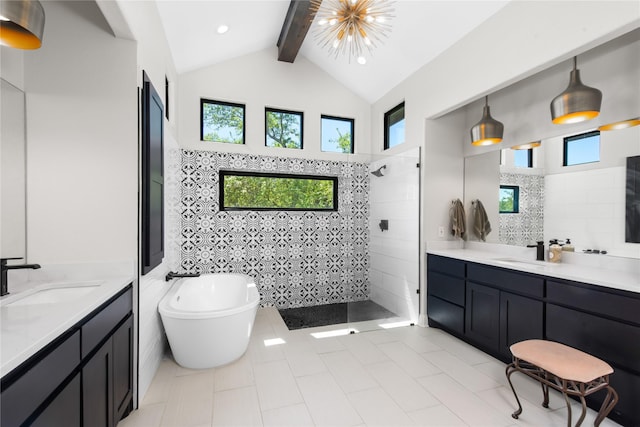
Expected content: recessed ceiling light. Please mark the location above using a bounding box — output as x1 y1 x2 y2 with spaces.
357 56 366 65
217 25 229 35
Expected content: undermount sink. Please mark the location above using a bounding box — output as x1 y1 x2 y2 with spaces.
492 257 555 269
1 281 103 307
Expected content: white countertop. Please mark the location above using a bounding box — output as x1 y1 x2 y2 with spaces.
427 247 640 294
1 275 133 378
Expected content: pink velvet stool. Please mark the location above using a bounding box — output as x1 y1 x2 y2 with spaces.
505 339 618 427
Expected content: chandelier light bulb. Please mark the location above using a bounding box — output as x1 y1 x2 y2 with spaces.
312 0 394 63
357 56 367 65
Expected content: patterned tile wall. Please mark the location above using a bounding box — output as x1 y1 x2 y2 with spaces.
499 172 545 246
179 150 370 309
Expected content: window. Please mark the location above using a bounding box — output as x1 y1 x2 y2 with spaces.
265 108 303 149
514 149 533 168
321 115 354 153
563 130 600 166
220 171 337 211
499 185 520 214
384 102 405 150
201 99 245 144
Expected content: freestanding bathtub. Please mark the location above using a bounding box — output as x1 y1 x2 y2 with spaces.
159 273 260 369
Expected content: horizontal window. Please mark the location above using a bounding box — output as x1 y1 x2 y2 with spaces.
219 171 337 211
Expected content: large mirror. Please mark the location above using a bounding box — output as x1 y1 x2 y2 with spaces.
0 78 27 259
464 125 640 259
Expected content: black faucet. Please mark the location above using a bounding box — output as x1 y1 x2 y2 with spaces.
1 258 42 296
165 271 200 282
526 241 545 261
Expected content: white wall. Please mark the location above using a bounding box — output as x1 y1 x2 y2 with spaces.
23 1 137 264
114 0 180 403
544 126 640 258
178 48 372 161
463 151 500 243
369 148 420 322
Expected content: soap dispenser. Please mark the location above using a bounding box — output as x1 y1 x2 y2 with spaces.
563 238 575 252
548 239 562 263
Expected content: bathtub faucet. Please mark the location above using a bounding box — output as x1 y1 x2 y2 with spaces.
165 271 200 282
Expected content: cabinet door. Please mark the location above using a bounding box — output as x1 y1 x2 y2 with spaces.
113 316 133 423
465 282 500 352
83 338 113 427
499 292 543 359
31 374 81 427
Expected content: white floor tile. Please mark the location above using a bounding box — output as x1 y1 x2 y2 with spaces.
376 341 441 378
366 360 441 412
421 350 501 392
253 359 304 411
348 387 415 427
119 403 165 427
133 310 624 427
213 386 263 427
417 373 515 427
283 340 327 377
406 404 467 427
320 350 378 393
261 403 314 427
339 333 390 365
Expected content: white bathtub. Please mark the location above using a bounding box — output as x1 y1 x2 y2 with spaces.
159 273 260 369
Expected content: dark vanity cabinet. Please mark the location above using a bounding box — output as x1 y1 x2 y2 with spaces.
1 285 133 427
426 254 640 427
426 255 465 335
466 263 544 359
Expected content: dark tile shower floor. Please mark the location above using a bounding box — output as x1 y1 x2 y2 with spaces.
278 300 397 330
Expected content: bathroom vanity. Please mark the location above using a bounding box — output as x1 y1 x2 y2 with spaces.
1 279 133 427
426 250 640 427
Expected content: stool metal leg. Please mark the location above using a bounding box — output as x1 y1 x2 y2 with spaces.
505 363 523 419
541 381 550 408
563 392 573 427
576 395 587 427
594 386 619 427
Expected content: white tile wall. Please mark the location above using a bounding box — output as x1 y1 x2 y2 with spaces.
545 166 639 257
368 148 421 322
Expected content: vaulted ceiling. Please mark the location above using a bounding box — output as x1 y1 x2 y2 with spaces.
155 1 509 103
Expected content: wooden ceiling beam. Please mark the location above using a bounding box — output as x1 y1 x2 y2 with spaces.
277 0 316 63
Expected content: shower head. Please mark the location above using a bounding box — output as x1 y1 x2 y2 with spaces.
371 165 386 177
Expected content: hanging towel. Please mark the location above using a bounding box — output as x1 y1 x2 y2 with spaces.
450 199 466 240
473 200 492 241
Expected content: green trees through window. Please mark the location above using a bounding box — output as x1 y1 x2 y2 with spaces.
201 99 245 144
499 185 520 213
265 108 303 149
220 171 337 211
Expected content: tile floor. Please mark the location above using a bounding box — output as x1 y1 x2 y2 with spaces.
120 307 622 427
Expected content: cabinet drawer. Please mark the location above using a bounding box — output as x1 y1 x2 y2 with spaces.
467 263 543 298
427 255 465 278
546 304 640 372
82 287 132 358
427 271 465 306
547 280 640 326
1 330 80 427
427 296 464 335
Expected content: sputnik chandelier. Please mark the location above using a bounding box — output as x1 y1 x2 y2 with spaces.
311 0 395 63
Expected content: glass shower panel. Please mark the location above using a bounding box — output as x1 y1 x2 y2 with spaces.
347 147 421 333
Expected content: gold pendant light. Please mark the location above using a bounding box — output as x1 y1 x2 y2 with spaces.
0 0 45 49
598 117 640 131
470 96 504 146
550 56 602 124
511 141 541 150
